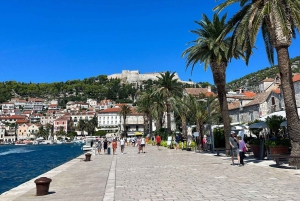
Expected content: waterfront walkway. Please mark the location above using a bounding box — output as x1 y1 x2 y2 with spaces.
1 145 300 201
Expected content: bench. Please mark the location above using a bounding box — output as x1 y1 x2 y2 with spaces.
214 148 231 156
269 154 300 169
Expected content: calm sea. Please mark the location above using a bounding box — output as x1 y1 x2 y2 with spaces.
0 143 83 194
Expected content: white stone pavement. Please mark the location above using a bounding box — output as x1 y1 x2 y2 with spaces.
1 144 300 201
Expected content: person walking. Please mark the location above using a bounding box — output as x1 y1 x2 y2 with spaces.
137 137 142 153
156 134 161 150
202 135 207 151
120 137 125 154
126 137 130 146
112 139 117 155
229 131 239 165
238 135 247 166
141 136 146 153
145 136 149 146
97 140 102 155
175 134 180 150
151 135 155 146
103 138 108 154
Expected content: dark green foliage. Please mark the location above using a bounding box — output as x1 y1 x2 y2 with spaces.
0 75 138 105
94 130 106 136
226 56 300 92
264 139 291 147
265 115 286 137
213 127 225 148
154 128 168 141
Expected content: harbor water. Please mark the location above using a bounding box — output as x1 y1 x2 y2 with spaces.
0 143 83 194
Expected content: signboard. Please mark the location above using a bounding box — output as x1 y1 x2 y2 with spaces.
193 132 199 137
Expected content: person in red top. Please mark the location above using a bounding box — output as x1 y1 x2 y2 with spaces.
156 134 161 150
112 139 117 155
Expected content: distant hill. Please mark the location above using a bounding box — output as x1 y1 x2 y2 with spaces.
226 56 300 92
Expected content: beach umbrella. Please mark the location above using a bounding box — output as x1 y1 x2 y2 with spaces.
280 121 287 127
249 121 268 129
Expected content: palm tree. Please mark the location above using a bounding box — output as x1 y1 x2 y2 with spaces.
85 121 96 136
182 13 243 152
214 0 300 158
77 119 86 136
151 91 165 130
119 104 132 136
170 95 192 138
136 91 153 136
155 71 182 134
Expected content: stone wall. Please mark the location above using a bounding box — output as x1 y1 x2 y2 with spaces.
108 70 186 85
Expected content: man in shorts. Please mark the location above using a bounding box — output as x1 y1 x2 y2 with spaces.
120 137 125 154
156 134 161 150
229 131 239 165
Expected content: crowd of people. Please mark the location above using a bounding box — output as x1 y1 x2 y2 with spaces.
91 134 163 155
91 132 249 167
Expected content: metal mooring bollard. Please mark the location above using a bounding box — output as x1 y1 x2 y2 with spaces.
34 177 52 196
85 153 92 161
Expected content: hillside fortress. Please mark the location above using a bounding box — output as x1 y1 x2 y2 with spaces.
107 70 194 86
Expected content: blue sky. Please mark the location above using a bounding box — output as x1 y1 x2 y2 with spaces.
1 0 300 84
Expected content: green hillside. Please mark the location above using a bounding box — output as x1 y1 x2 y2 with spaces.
226 56 300 92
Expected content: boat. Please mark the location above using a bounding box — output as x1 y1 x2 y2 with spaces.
15 140 33 145
81 136 97 152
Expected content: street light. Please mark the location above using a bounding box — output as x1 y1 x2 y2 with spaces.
198 98 214 153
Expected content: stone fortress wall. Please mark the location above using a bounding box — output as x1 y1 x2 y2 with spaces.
108 70 192 85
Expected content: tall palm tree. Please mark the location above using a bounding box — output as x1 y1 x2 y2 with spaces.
214 0 300 158
155 71 182 134
85 121 96 136
182 13 243 152
169 95 192 138
136 91 153 136
77 119 86 136
119 104 132 136
151 91 165 130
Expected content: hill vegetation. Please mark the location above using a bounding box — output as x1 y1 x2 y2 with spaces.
226 56 300 92
1 56 299 105
0 75 199 106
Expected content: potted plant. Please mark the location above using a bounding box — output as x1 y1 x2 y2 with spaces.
248 138 261 158
264 139 290 155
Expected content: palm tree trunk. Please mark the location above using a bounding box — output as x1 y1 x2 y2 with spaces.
182 117 187 138
144 115 149 135
196 121 201 150
166 103 171 134
276 46 300 159
149 115 153 136
211 61 231 155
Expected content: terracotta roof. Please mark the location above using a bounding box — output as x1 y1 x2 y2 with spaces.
22 111 32 114
292 74 300 82
99 108 121 113
0 115 27 119
185 88 208 96
245 91 272 107
261 78 274 82
205 92 217 97
228 101 240 110
272 89 281 94
16 119 29 124
242 91 256 97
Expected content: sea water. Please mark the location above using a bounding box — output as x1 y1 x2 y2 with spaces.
0 143 83 194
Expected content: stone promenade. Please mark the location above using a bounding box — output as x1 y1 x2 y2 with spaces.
1 144 300 201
